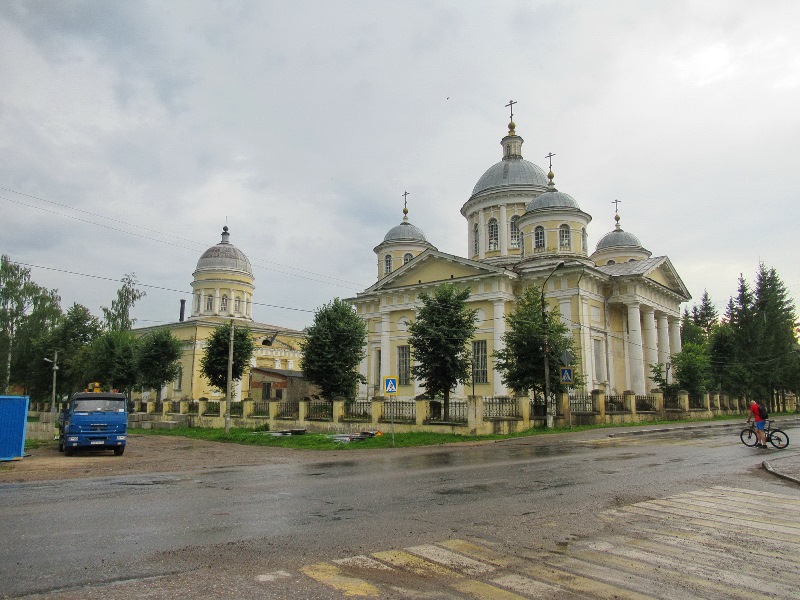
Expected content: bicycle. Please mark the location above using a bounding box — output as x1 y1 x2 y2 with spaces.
740 420 789 449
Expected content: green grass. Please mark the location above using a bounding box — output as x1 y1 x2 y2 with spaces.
128 411 794 450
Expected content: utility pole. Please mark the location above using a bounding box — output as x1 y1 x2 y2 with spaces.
225 319 234 433
542 262 565 428
44 350 58 414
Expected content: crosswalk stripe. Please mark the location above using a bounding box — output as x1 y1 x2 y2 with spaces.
629 524 800 564
333 555 395 571
569 545 759 600
299 562 381 597
437 539 518 567
490 573 563 597
406 544 495 575
522 562 658 600
371 550 462 577
656 497 800 529
254 570 292 583
450 579 530 599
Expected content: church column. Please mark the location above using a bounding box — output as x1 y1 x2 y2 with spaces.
626 303 646 394
229 288 235 316
657 313 670 372
478 211 486 260
499 205 508 256
358 354 368 398
641 306 658 389
380 314 390 384
247 292 253 318
214 288 220 315
580 296 593 389
493 300 506 395
669 316 682 355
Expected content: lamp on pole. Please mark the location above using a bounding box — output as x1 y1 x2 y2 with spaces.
224 319 234 433
44 350 58 414
542 261 565 429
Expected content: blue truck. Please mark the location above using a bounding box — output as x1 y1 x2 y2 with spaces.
58 389 128 456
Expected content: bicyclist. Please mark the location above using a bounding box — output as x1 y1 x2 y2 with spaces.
747 400 768 448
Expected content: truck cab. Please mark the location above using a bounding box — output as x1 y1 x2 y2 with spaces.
58 389 128 456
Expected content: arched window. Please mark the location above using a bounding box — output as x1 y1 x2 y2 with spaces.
220 295 228 312
234 297 241 313
384 254 393 275
559 224 571 250
510 217 520 249
473 223 479 255
403 253 413 265
205 295 213 312
487 218 498 251
195 294 201 312
534 226 545 250
173 366 183 391
607 259 616 265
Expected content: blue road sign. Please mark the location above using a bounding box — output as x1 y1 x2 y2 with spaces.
560 368 573 384
383 377 398 396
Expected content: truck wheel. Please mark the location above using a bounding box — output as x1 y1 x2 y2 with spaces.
58 439 64 453
114 446 125 456
64 446 74 456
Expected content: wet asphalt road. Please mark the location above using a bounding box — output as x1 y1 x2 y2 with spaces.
1 423 797 598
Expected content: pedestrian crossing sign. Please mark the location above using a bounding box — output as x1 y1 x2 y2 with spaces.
383 377 399 396
560 368 573 384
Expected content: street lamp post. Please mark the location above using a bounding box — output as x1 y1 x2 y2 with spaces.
542 261 565 428
44 350 58 414
224 319 234 433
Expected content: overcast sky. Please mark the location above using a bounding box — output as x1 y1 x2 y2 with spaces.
2 0 799 332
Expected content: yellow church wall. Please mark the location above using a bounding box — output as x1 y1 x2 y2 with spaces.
391 261 486 287
645 267 671 288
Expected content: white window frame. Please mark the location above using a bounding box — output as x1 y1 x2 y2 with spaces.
510 217 520 249
472 340 488 384
559 224 571 250
487 218 498 251
398 345 411 386
534 226 545 250
384 254 393 275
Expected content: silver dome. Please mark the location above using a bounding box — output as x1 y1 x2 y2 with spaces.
472 159 549 196
526 189 582 211
195 227 253 276
383 221 428 243
595 228 643 251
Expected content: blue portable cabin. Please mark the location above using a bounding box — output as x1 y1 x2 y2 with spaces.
0 395 30 461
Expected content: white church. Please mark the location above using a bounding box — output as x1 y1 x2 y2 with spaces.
348 111 691 400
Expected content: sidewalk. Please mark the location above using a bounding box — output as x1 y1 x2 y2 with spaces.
607 416 800 487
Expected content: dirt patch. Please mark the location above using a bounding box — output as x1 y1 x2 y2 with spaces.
0 434 325 483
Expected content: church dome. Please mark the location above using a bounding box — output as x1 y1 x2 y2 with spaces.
526 189 581 211
195 226 253 276
384 220 428 243
595 216 644 251
472 159 549 195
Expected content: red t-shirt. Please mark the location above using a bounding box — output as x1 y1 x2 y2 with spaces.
750 403 763 422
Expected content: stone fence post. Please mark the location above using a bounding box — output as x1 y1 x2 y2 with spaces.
702 393 711 412
298 399 309 424
134 400 142 413
678 391 689 412
198 400 207 416
243 399 254 418
219 401 227 420
652 390 664 412
711 393 720 412
147 401 156 414
332 398 345 423
624 391 636 416
371 397 384 425
559 393 569 418
180 400 189 415
467 395 484 435
517 396 531 429
415 399 428 426
592 389 605 420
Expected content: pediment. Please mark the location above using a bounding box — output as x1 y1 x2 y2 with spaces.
363 249 515 294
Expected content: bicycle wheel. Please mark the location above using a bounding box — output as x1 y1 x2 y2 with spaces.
740 428 759 447
769 429 789 449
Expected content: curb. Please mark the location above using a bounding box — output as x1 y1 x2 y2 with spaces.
762 460 800 486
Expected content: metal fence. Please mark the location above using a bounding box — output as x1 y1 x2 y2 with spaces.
252 400 269 416
203 401 220 416
229 402 243 418
688 394 705 409
276 399 298 419
606 395 625 412
307 399 332 420
664 395 680 410
382 400 416 423
636 395 656 411
530 395 547 417
343 400 372 421
186 401 199 414
484 396 520 419
427 401 467 423
569 394 593 413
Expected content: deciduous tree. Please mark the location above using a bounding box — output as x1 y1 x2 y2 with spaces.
408 284 477 420
300 298 367 400
200 322 254 397
137 329 183 401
